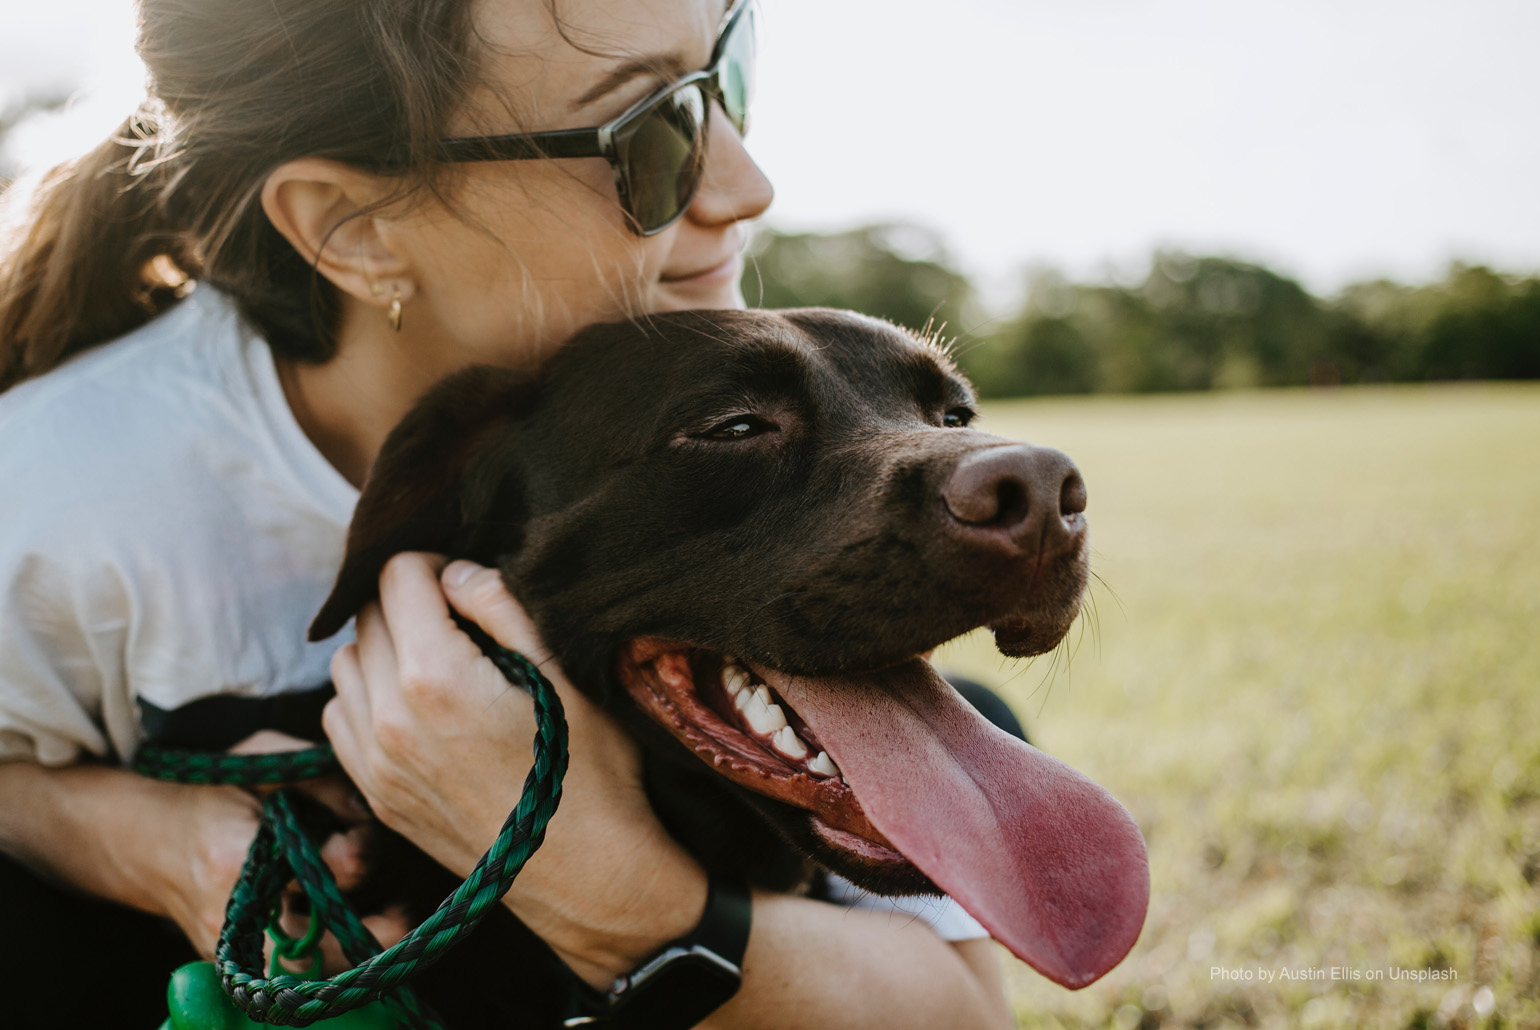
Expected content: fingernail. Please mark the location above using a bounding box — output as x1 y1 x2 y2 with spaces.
445 561 479 587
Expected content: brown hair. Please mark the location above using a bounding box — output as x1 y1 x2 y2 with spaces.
0 0 481 392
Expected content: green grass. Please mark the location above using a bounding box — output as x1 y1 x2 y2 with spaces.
933 383 1540 1030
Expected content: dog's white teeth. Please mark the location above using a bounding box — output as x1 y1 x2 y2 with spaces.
742 691 789 735
724 671 805 752
722 664 752 701
772 725 810 760
807 751 840 778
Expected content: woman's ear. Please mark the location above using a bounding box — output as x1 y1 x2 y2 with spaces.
260 157 414 306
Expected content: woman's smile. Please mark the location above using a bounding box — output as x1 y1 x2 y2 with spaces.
658 248 747 308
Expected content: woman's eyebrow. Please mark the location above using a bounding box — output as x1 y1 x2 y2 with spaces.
573 54 691 111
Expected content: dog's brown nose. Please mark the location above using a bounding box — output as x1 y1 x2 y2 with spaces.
942 445 1087 555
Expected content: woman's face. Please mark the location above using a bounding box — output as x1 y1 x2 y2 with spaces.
395 0 773 369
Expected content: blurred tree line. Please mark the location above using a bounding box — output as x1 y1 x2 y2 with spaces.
2 92 1533 397
743 225 1540 397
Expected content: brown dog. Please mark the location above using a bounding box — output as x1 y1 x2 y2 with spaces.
311 308 1147 1000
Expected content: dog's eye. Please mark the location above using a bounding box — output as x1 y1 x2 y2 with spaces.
704 415 775 440
943 407 976 428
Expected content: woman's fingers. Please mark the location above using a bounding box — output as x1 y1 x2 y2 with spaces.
317 825 371 891
441 561 549 661
327 642 373 752
352 602 401 708
291 775 373 825
376 553 474 686
228 729 315 755
363 906 412 951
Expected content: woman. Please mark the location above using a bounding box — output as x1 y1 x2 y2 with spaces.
0 0 1013 1026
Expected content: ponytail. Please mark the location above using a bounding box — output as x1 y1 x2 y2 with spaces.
0 114 198 392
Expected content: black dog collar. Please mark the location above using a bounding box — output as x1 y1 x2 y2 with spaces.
562 876 752 1029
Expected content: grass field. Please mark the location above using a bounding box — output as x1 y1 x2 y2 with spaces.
932 383 1540 1030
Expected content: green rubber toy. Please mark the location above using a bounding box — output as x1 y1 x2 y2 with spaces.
159 961 405 1029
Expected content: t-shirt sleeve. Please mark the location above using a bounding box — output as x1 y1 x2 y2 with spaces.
0 545 123 766
822 873 990 941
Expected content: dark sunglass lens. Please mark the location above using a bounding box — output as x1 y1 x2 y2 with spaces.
617 85 707 233
717 8 756 135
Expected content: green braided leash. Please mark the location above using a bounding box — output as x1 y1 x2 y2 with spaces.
134 625 568 1029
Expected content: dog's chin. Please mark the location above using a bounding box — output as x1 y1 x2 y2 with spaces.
991 608 1079 658
615 639 936 890
988 558 1088 658
800 816 941 895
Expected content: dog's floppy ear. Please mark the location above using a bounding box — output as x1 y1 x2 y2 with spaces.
309 365 535 641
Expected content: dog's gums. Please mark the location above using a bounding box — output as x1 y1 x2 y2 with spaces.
617 639 905 863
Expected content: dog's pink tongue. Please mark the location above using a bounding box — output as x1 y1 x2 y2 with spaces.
771 660 1149 989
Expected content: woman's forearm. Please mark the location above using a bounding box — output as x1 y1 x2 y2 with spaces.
540 870 1014 1030
517 840 1012 1029
5 760 180 909
698 891 1013 1030
0 759 260 950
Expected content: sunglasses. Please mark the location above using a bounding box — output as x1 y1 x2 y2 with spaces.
438 0 756 236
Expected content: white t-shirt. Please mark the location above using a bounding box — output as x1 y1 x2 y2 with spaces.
0 285 984 939
0 286 357 764
823 874 986 941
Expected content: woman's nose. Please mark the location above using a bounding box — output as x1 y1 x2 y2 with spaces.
686 105 774 227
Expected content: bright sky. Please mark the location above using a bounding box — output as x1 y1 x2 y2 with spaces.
3 0 1537 301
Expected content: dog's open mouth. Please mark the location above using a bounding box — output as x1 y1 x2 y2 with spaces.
617 637 1151 990
617 640 910 869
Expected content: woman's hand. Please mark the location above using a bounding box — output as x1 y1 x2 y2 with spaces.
161 732 410 972
153 777 262 959
323 553 707 987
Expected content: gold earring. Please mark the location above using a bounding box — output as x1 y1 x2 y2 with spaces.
370 282 384 298
387 288 403 332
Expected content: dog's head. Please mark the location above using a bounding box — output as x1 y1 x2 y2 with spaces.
312 308 1148 988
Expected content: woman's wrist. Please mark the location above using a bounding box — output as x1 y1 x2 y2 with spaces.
504 821 710 988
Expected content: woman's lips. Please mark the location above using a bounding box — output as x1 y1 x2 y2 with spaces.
660 252 742 288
